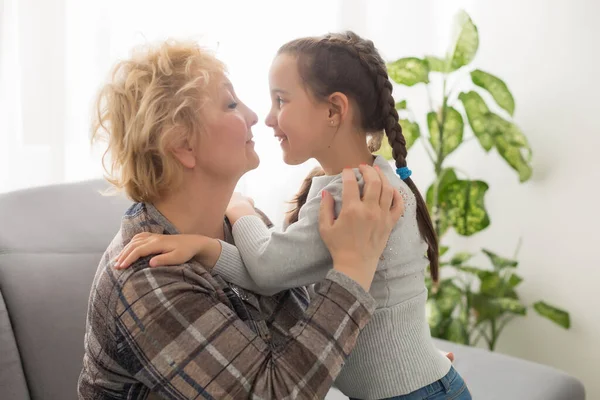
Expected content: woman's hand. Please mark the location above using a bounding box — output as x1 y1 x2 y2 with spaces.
226 192 257 226
114 232 222 269
319 165 404 291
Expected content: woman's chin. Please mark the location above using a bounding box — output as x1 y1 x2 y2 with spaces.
245 152 260 171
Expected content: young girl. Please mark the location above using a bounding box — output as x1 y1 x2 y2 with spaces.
116 32 471 400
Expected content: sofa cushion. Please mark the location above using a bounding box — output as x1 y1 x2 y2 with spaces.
0 180 131 400
0 289 29 399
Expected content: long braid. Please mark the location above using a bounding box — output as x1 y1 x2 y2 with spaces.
328 32 440 281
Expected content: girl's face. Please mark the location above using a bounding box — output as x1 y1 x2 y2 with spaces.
265 54 333 165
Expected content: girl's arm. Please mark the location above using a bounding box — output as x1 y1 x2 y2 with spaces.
216 181 343 294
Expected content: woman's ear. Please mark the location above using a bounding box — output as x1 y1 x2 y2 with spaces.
171 134 197 169
327 92 349 127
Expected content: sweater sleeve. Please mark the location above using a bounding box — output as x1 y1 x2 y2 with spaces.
214 181 342 294
212 241 280 296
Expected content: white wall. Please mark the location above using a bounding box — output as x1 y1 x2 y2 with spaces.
464 1 599 397
365 0 599 397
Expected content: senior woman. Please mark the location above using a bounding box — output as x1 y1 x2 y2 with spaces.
77 40 404 399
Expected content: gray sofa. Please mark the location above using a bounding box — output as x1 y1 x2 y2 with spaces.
0 180 586 400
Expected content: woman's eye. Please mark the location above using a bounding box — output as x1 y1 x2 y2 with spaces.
228 102 238 109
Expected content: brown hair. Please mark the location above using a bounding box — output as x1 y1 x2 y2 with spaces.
92 39 226 203
286 166 325 227
280 31 439 281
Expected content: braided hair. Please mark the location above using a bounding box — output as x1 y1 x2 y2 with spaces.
280 31 439 281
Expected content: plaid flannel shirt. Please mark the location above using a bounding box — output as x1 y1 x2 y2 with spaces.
78 203 375 399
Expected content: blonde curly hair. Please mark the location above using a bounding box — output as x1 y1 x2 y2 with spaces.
92 39 226 203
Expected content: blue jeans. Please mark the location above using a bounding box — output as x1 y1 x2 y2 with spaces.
351 367 472 400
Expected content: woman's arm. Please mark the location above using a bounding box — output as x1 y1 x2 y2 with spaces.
113 213 284 297
116 263 375 399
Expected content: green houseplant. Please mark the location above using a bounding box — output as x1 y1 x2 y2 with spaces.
376 10 570 350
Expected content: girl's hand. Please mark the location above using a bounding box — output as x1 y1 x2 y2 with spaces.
226 192 257 226
114 232 222 269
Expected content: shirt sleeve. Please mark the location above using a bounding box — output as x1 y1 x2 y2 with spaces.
116 264 375 399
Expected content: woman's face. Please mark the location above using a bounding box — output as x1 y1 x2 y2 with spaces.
265 53 332 165
193 78 260 179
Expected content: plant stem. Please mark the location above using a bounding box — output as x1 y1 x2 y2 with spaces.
496 315 516 339
426 83 436 113
472 325 492 348
464 284 472 344
490 318 498 351
513 237 523 259
407 108 436 164
432 75 449 240
446 75 463 104
419 136 436 164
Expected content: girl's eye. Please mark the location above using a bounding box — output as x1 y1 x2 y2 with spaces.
228 102 238 109
277 96 284 107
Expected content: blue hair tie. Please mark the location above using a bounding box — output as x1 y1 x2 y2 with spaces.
396 167 412 180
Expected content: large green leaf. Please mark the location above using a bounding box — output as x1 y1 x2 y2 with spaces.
447 318 469 344
374 118 420 159
428 107 464 159
425 55 450 73
479 270 503 296
507 273 523 288
427 169 458 210
459 92 532 181
471 293 499 322
401 119 421 151
491 298 527 315
493 119 533 182
426 168 458 236
459 91 493 151
448 11 479 70
374 138 393 160
450 252 474 266
471 292 514 323
387 57 430 86
482 249 518 269
471 69 515 116
456 265 485 277
533 301 571 329
439 246 450 257
439 179 490 236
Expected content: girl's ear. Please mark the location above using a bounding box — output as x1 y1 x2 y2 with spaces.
327 92 349 127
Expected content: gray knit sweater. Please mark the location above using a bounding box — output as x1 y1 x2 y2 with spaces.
213 156 451 399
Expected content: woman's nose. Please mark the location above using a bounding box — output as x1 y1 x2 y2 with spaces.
245 105 258 127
